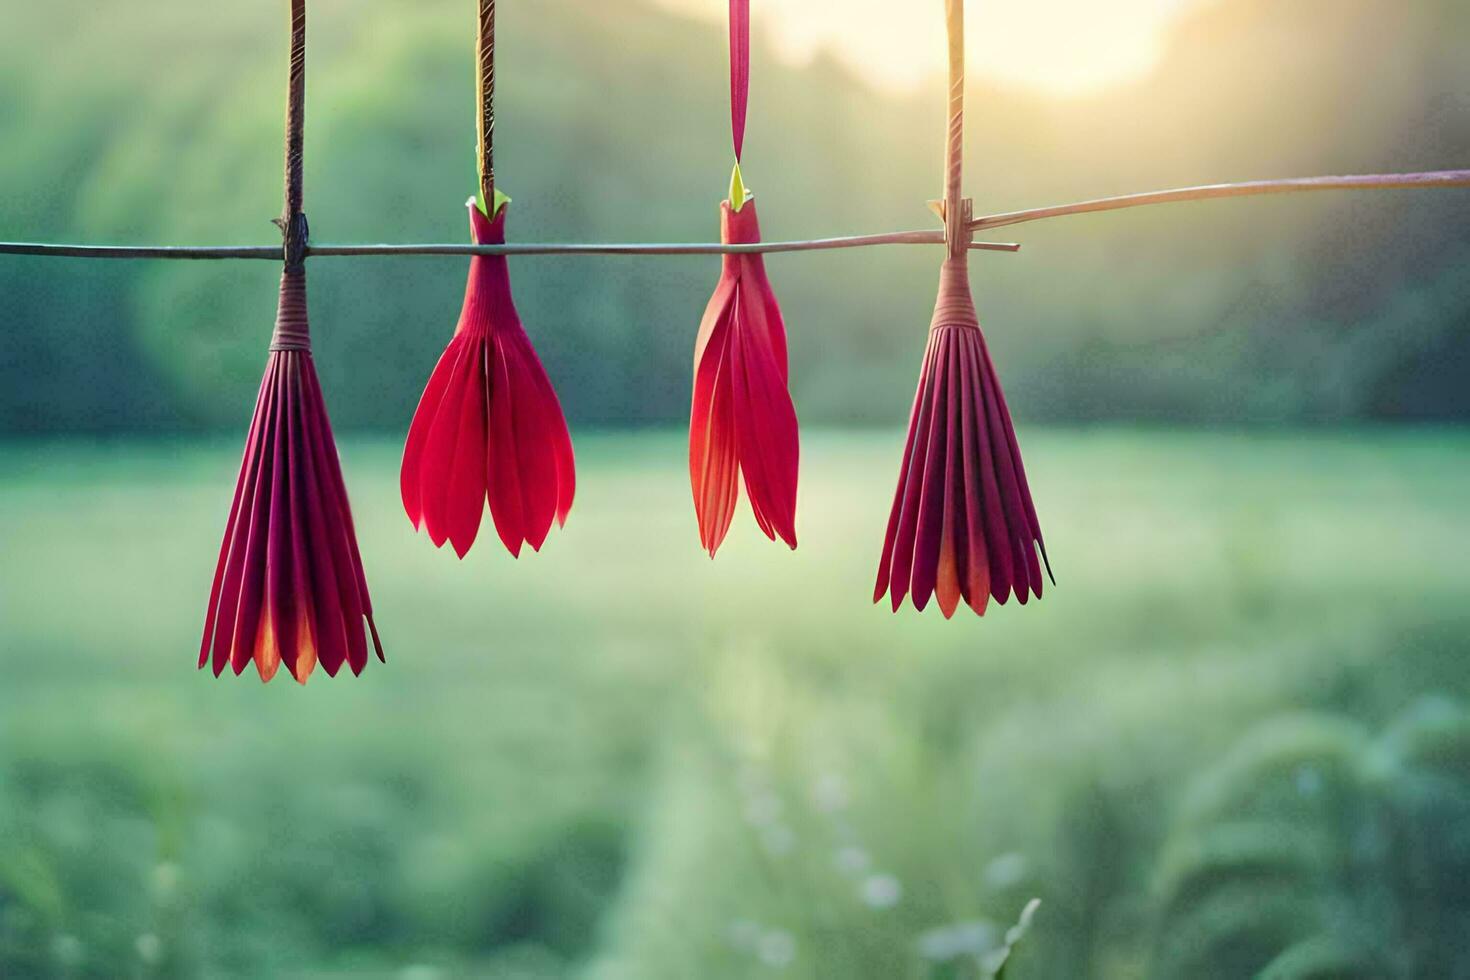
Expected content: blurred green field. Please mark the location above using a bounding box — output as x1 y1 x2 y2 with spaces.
1 429 1469 978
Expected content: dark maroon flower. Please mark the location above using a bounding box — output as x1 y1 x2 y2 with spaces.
200 269 383 682
874 255 1053 617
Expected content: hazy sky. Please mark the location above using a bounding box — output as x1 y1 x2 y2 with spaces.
651 0 1199 96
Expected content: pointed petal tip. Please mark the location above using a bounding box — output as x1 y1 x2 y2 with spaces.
368 616 385 663
1039 542 1056 586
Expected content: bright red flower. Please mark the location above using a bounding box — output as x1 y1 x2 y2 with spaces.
689 198 800 557
200 269 384 683
874 255 1053 617
401 202 575 558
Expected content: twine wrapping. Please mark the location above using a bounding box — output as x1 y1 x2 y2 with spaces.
270 268 312 351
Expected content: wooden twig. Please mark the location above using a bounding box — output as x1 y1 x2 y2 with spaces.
968 170 1470 232
477 0 496 208
942 0 969 258
0 234 1022 261
4 172 1468 262
274 0 309 270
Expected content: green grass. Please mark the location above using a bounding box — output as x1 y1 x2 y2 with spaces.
1 429 1468 978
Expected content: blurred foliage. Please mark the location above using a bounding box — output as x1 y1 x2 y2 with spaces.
2 431 1466 976
1151 698 1470 977
0 0 1468 433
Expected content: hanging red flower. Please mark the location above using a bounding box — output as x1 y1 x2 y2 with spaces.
200 269 384 681
689 0 800 557
400 201 576 558
400 4 574 558
690 199 800 556
873 257 1053 617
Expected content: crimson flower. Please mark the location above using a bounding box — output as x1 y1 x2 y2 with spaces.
401 202 575 558
200 269 384 682
874 255 1053 617
689 198 800 557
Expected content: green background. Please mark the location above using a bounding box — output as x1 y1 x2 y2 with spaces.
1 0 1468 432
2 0 1469 977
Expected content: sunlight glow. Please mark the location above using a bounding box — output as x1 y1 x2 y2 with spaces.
651 0 1198 97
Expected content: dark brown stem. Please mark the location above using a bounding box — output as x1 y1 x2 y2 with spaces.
278 0 308 270
478 0 496 208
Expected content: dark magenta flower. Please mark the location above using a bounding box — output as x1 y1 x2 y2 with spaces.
874 255 1053 617
401 202 575 558
689 197 800 557
200 269 384 682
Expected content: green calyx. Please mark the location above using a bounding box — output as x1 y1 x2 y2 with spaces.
728 161 753 212
475 186 512 219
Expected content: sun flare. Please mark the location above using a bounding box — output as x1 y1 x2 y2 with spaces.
651 0 1196 97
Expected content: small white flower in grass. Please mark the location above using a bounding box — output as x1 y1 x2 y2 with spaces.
811 772 849 813
861 873 903 909
919 920 1003 961
983 852 1029 891
951 920 1001 955
834 845 871 876
758 929 796 968
918 927 959 961
762 824 796 856
135 934 162 965
728 919 762 950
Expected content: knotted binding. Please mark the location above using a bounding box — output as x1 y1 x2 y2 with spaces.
269 268 312 351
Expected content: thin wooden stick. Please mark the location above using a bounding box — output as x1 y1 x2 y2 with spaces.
942 0 968 258
0 234 1022 261
5 170 1469 263
276 0 308 269
477 0 496 208
968 170 1470 232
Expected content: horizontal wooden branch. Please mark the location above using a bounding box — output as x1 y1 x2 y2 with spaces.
968 169 1470 232
0 230 1021 261
3 170 1467 262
